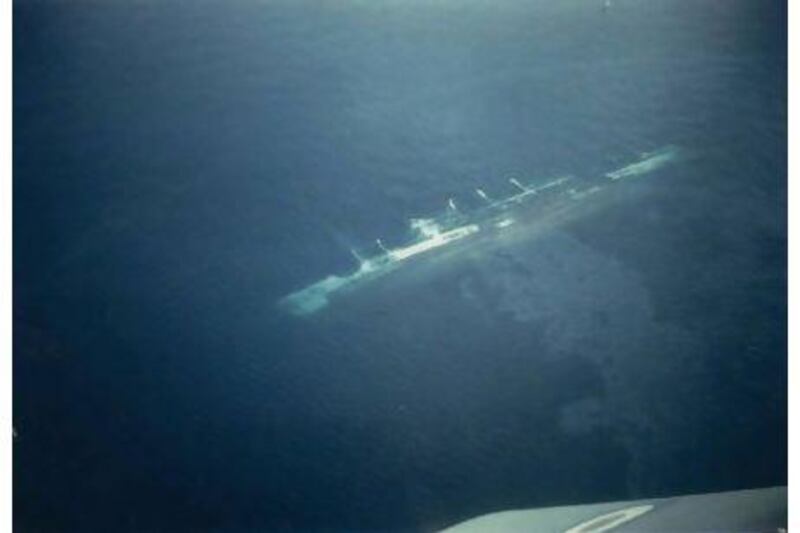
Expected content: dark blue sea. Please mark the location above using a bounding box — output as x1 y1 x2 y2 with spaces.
13 0 786 531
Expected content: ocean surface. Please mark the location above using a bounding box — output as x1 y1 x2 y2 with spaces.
13 0 786 531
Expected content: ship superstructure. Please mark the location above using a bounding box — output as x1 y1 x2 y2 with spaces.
279 145 682 316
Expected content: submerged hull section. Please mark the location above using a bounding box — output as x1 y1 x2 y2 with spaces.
605 146 679 181
279 145 682 317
